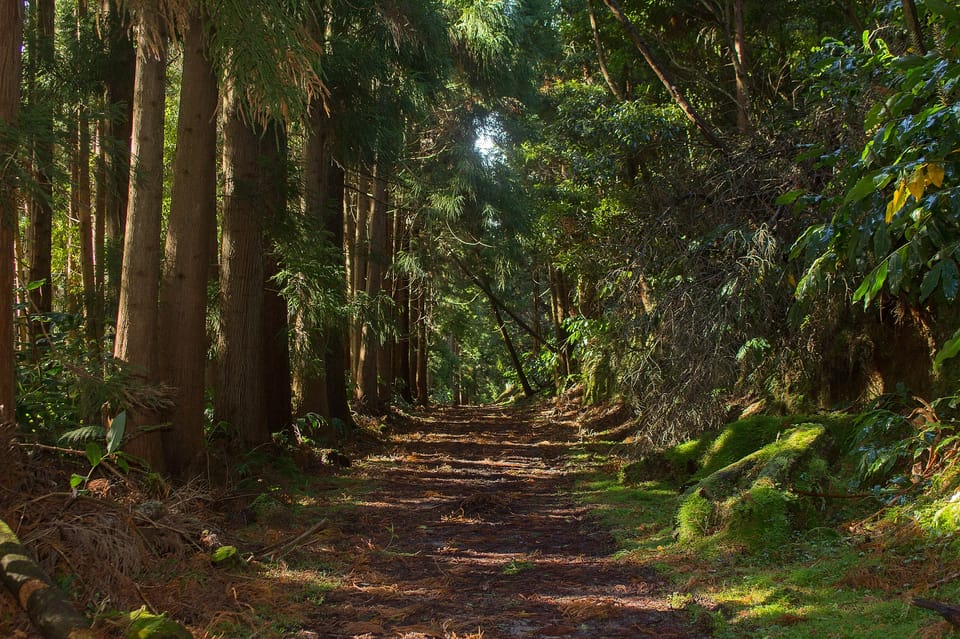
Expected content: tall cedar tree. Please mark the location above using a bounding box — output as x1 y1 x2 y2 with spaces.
157 11 219 476
113 11 167 469
0 0 24 434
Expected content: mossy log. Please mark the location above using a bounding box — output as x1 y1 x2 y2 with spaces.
0 518 96 639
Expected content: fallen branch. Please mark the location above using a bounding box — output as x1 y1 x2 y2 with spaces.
0 518 96 639
789 489 873 500
258 519 328 561
913 598 960 629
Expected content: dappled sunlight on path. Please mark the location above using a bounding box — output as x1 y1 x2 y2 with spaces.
314 405 710 638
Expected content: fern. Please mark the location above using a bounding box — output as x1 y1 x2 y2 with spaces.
58 425 106 447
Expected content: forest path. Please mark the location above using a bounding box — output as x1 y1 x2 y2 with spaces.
313 404 709 638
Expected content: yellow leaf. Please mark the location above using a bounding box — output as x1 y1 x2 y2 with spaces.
927 163 946 188
907 168 926 200
886 181 908 223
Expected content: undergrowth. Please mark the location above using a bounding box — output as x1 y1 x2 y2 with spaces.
576 400 960 638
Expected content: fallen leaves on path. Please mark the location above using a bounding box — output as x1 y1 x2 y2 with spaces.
306 404 709 638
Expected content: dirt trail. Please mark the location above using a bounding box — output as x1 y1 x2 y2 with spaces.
315 404 710 638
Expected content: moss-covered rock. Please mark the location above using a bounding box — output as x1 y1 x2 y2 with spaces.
675 424 830 552
724 478 796 551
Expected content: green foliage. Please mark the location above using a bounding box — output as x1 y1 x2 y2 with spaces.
792 2 960 340
211 545 239 565
68 411 130 492
122 606 193 639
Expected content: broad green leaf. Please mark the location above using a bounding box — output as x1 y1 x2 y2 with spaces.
874 222 890 257
920 261 943 302
70 474 85 490
85 442 103 467
107 411 126 455
924 0 960 24
844 172 881 204
942 259 960 301
934 327 960 373
854 259 888 307
887 249 904 294
775 189 806 205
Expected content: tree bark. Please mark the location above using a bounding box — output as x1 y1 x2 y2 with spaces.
217 82 267 448
72 1 98 353
600 0 727 152
113 14 167 470
731 0 750 134
0 519 96 639
377 205 394 403
901 0 926 55
392 208 413 403
25 0 55 352
413 282 429 405
294 113 331 418
260 122 292 435
489 295 534 398
586 0 626 101
322 160 353 429
100 0 136 318
350 172 370 387
158 12 218 477
357 169 388 408
0 0 23 435
549 267 574 380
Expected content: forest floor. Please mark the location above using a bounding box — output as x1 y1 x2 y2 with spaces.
0 401 712 638
303 403 708 638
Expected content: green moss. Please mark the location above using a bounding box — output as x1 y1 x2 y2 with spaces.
661 413 854 483
725 478 796 551
676 491 717 543
697 415 795 478
677 425 828 550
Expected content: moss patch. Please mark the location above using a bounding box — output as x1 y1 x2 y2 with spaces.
677 424 828 552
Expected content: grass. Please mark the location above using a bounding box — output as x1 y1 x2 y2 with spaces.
574 450 960 638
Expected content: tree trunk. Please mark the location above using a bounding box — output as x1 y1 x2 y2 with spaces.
72 0 98 353
157 12 218 477
0 0 23 434
731 0 750 134
901 0 926 55
260 122 292 435
601 0 726 152
322 159 354 429
489 296 534 398
217 82 267 448
393 209 413 403
101 0 136 318
357 169 387 408
113 15 167 470
549 267 574 380
294 113 331 418
351 172 370 387
26 0 55 352
413 282 429 405
377 205 394 404
587 0 625 101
